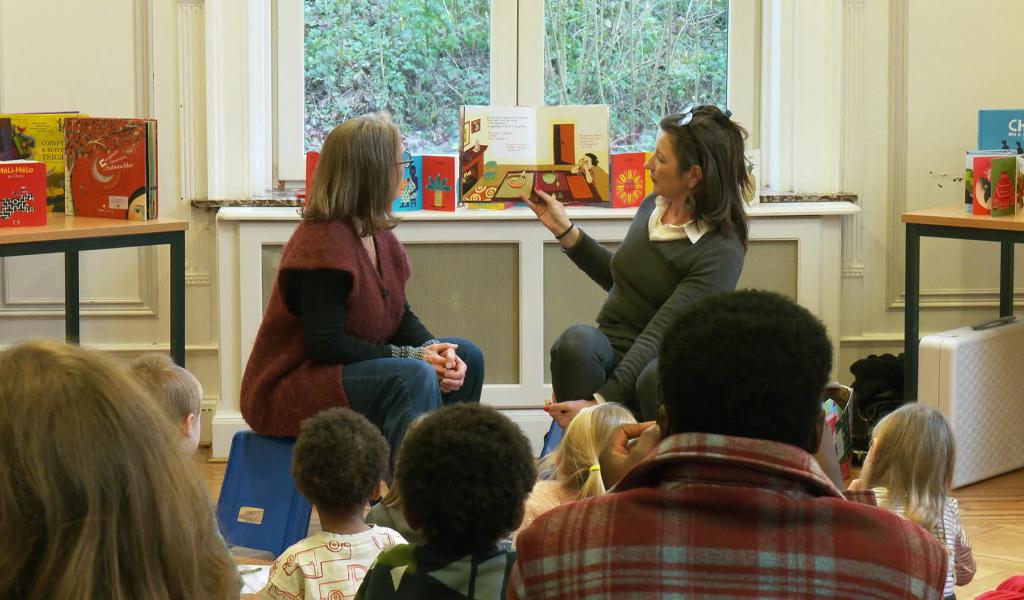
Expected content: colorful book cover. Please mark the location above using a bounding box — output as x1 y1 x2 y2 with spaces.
464 200 515 210
0 119 17 160
0 160 47 227
421 155 457 211
64 117 156 220
611 152 647 208
459 105 610 206
990 156 1017 216
0 112 83 213
393 155 423 212
978 109 1024 152
970 152 1013 216
302 151 320 204
1017 156 1024 212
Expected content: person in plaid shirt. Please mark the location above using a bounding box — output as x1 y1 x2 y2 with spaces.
511 290 948 599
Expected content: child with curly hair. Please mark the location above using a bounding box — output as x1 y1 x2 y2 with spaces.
256 408 405 599
515 402 636 540
850 403 976 599
356 404 536 599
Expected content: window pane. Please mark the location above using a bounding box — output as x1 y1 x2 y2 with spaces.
304 0 490 154
544 0 729 153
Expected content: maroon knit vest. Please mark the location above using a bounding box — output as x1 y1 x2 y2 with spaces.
240 219 410 437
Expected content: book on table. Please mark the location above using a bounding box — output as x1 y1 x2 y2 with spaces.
64 117 158 220
458 105 610 208
0 160 47 227
0 112 84 213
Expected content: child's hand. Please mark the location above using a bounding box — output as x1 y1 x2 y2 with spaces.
600 421 661 487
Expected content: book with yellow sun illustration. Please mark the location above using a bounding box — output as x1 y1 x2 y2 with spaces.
611 152 648 208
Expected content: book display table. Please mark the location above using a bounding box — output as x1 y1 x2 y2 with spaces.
0 215 188 365
902 206 1024 399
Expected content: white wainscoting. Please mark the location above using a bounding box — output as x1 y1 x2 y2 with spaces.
211 202 858 457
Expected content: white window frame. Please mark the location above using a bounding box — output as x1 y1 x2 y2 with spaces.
272 0 761 185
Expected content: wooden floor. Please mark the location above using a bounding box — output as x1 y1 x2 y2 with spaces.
199 449 1024 596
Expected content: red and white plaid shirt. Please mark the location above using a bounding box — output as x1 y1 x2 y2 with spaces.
510 432 947 599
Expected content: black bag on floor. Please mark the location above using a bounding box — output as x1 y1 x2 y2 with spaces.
848 353 906 464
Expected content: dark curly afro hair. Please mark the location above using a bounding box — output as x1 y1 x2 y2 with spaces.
659 289 832 453
291 407 389 514
396 403 536 554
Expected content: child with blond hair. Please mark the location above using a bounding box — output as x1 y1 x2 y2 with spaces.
0 341 239 599
131 353 203 452
850 403 976 599
516 402 636 539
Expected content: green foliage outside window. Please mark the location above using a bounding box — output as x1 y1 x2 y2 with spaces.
304 0 728 154
545 0 729 152
305 0 490 154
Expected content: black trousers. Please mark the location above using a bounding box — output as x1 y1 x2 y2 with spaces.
549 324 660 421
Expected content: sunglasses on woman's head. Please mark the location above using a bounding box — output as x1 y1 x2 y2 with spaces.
674 106 733 127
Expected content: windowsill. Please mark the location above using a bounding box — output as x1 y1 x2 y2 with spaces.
192 189 857 210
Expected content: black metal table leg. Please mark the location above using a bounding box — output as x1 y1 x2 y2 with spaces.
65 250 80 344
170 232 186 367
904 224 920 401
1000 241 1014 317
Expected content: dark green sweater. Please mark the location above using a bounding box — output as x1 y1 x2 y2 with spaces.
565 195 745 407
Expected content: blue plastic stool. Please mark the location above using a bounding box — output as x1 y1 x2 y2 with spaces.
216 431 312 557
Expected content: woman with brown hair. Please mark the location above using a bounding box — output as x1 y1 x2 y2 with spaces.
0 341 240 600
525 105 749 427
240 112 483 461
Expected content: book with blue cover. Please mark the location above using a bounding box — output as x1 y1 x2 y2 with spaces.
393 155 423 212
978 109 1024 152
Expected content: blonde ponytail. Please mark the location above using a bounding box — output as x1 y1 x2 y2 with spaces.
539 403 636 500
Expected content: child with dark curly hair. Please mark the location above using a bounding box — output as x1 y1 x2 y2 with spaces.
256 408 406 599
355 404 536 600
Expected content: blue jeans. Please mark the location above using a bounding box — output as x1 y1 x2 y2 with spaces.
343 337 483 468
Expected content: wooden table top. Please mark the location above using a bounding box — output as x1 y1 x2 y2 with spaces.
902 205 1024 232
0 214 188 244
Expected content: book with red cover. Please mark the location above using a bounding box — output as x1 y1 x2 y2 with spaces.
421 154 458 211
0 160 47 227
611 153 647 208
64 117 157 220
301 151 320 204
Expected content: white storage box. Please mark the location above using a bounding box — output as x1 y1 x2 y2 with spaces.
918 317 1024 488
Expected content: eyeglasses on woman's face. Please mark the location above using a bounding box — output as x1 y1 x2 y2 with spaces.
397 150 413 169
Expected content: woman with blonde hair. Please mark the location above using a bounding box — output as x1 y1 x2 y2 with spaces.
0 341 239 600
515 402 636 539
850 403 976 599
240 112 483 462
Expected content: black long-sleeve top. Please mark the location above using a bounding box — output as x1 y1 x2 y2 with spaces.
287 269 436 364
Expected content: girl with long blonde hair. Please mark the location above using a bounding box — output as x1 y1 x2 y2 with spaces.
515 402 636 539
851 403 975 599
0 341 240 600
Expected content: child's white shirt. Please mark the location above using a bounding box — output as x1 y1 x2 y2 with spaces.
256 525 406 599
872 487 976 596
